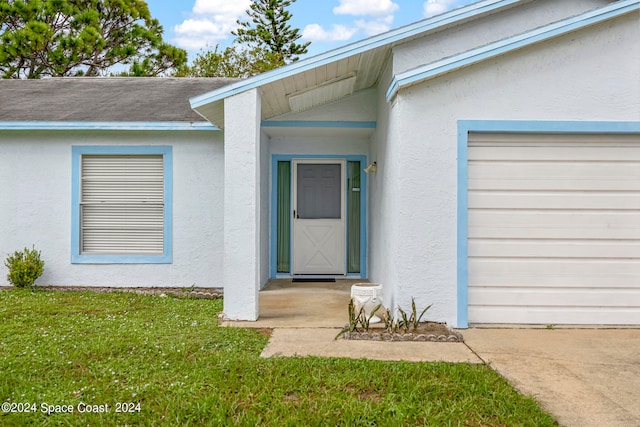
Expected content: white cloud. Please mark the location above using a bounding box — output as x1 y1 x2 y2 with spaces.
192 0 249 16
333 0 399 17
303 0 397 44
173 0 251 51
302 23 359 43
423 0 458 18
355 16 394 37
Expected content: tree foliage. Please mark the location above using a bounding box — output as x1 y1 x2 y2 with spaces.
233 0 309 63
176 44 284 79
0 0 187 78
183 0 309 78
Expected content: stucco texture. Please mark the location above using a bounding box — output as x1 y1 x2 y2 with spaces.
0 130 224 288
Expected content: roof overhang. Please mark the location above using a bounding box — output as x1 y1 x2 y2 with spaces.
189 0 524 129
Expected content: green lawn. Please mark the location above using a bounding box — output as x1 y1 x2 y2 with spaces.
0 290 557 426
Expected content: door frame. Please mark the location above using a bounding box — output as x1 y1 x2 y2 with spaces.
270 154 368 278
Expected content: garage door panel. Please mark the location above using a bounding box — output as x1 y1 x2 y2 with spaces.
470 259 640 288
467 132 640 325
469 226 640 239
469 306 640 325
469 211 640 239
469 146 640 161
469 162 640 182
469 287 640 307
469 239 640 258
469 177 639 191
469 191 640 210
469 133 640 152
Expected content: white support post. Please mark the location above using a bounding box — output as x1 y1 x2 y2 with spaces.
222 88 261 320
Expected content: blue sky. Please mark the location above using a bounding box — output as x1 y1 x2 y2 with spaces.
146 0 477 61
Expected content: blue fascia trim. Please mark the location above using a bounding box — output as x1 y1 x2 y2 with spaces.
387 0 640 101
71 145 173 264
190 0 519 110
261 121 376 129
458 120 640 134
456 120 640 328
1 121 219 131
270 154 368 278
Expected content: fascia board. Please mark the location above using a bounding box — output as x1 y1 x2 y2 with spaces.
386 0 640 101
0 122 219 131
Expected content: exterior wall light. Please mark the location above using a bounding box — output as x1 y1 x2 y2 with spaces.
363 161 377 173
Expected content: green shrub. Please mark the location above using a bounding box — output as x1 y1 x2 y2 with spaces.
4 246 45 288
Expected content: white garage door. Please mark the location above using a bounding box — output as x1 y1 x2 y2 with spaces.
468 133 640 325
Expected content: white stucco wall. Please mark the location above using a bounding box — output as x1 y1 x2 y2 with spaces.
383 11 640 327
393 0 612 74
0 130 224 288
269 134 369 156
367 58 403 315
222 88 262 320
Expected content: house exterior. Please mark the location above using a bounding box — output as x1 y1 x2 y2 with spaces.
1 0 639 327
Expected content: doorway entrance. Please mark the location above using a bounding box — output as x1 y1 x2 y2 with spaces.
292 159 346 275
272 155 366 278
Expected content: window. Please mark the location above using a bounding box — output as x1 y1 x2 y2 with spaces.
71 146 172 263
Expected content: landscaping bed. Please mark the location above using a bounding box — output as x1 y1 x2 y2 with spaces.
0 285 223 299
341 322 464 342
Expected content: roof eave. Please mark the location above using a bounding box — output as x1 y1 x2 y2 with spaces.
0 121 220 131
189 0 522 125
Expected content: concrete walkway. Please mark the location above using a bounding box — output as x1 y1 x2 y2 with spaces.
222 281 640 427
464 328 640 427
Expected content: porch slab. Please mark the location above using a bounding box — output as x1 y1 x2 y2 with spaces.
260 327 481 363
221 279 478 363
220 279 356 328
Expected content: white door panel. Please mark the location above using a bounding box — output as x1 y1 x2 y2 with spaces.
293 160 346 275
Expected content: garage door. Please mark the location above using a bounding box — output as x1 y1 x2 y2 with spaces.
468 133 640 325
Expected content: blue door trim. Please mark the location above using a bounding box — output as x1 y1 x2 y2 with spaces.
271 154 368 278
457 120 640 328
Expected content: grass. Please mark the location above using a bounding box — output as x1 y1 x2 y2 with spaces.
0 290 557 426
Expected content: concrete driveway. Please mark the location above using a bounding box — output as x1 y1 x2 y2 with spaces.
463 328 640 427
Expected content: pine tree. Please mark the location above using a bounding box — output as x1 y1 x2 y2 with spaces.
233 0 310 64
0 0 186 78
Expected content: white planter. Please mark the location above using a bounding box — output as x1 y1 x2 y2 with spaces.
351 283 383 323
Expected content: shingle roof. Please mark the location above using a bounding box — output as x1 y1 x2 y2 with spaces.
0 77 237 122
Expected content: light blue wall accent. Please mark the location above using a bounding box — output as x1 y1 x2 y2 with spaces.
387 0 640 101
456 120 640 328
190 0 520 110
456 127 469 329
270 154 368 278
1 122 219 131
71 145 173 264
262 121 376 129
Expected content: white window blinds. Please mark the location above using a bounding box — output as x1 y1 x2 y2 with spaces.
80 155 164 254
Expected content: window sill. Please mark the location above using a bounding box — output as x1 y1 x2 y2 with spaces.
71 254 172 264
